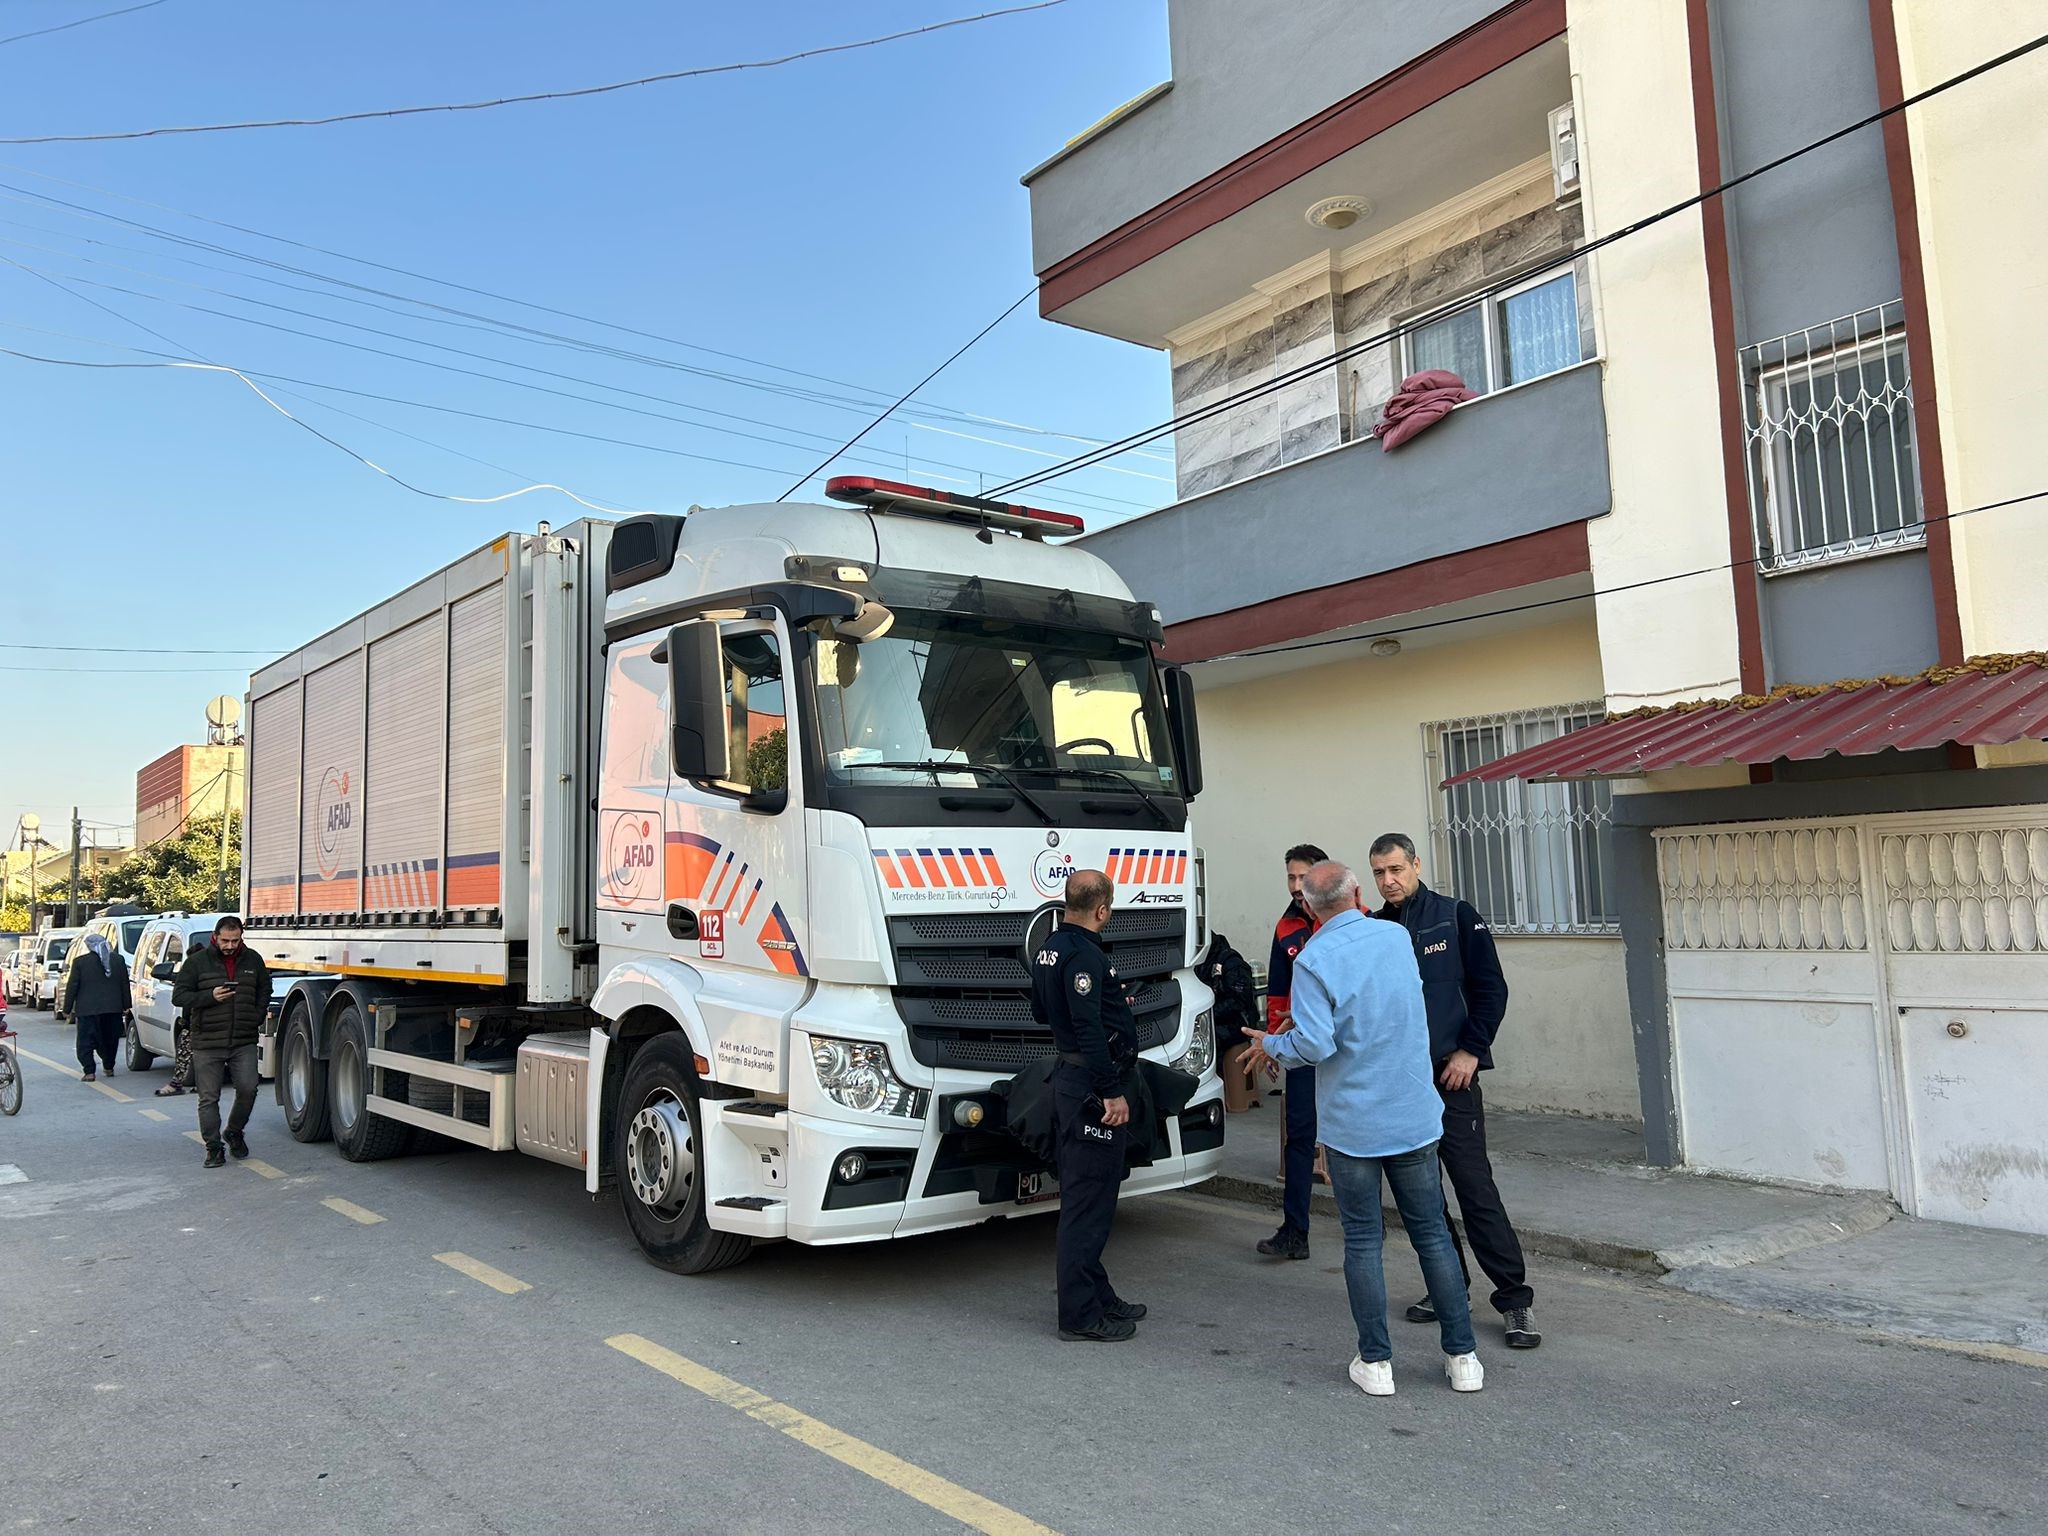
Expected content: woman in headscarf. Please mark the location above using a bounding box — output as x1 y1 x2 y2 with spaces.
65 928 129 1083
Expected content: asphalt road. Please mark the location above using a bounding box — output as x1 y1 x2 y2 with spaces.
2 1004 2042 1536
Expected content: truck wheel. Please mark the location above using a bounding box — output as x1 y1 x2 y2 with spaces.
614 1033 751 1275
124 1017 157 1072
329 1003 409 1161
280 1001 332 1143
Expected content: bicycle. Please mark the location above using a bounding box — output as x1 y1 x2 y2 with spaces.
0 1025 20 1115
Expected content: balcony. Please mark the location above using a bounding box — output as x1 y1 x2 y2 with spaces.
1024 2 1571 344
1077 359 1609 660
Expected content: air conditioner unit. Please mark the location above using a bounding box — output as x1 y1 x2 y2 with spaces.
1549 101 1580 202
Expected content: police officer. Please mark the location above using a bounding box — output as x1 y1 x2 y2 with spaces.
1031 867 1147 1342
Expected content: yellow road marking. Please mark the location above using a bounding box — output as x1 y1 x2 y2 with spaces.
138 1108 172 1123
13 1045 132 1099
242 1158 285 1180
322 1196 385 1225
606 1334 1058 1536
434 1251 530 1294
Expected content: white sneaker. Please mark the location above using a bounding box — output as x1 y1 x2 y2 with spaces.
1446 1351 1485 1392
1348 1357 1395 1396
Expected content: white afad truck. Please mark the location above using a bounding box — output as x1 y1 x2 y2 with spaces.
245 478 1223 1273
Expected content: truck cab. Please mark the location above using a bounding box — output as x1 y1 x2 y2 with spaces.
591 480 1222 1269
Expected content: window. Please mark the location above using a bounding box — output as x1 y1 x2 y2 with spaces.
1743 302 1920 570
813 611 1176 790
1404 267 1586 397
721 630 786 794
165 932 185 967
1426 704 1617 935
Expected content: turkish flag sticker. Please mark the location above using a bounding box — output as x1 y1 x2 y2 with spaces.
699 911 725 959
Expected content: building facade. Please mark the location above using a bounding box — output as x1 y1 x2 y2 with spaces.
1022 0 2048 1232
136 743 244 847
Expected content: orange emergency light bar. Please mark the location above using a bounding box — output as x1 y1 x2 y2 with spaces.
824 476 1085 539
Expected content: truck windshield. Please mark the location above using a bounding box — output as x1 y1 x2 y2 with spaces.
813 611 1178 792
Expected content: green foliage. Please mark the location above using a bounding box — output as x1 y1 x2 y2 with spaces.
0 901 29 934
100 812 243 915
746 728 788 792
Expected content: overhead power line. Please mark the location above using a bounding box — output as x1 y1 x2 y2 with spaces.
1203 489 2048 668
0 1 1071 144
776 289 1039 500
0 0 167 50
0 242 1159 511
987 27 2048 499
0 161 1171 463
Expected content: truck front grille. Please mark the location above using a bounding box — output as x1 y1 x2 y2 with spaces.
888 909 1186 1073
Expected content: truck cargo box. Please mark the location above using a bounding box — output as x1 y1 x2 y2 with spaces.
243 524 610 1000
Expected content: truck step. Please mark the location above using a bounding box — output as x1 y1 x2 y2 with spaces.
722 1101 786 1120
715 1196 782 1211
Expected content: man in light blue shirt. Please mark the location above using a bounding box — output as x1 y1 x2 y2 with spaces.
1245 860 1484 1396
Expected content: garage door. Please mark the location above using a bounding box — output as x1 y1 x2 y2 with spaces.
1658 810 2048 1237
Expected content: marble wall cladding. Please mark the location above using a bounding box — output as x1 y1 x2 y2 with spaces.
1169 180 1587 494
1338 193 1586 435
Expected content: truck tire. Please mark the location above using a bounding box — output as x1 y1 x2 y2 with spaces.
279 1000 332 1143
124 1016 157 1072
614 1033 751 1275
329 1003 410 1162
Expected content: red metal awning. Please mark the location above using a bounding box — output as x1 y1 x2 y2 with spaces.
1444 658 2048 785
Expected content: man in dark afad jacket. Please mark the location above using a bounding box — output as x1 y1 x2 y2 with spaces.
1369 833 1540 1350
171 916 270 1168
64 930 129 1082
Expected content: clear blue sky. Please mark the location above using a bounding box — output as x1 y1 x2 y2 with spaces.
0 0 1174 845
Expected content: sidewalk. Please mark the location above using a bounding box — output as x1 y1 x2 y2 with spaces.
1199 1099 2048 1356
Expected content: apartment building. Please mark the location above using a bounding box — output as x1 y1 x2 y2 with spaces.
1021 0 2048 1234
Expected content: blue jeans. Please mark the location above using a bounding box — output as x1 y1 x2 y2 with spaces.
1324 1142 1476 1362
1280 1065 1317 1232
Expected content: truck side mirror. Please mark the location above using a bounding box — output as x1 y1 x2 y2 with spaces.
1164 666 1203 799
666 621 731 783
153 963 176 981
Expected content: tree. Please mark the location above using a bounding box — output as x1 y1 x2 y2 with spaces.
0 901 29 934
100 812 243 914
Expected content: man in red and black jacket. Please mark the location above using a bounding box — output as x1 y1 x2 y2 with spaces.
1255 842 1328 1260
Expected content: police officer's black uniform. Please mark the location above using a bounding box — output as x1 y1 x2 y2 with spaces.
1030 921 1141 1339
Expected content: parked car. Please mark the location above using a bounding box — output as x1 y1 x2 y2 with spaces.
1 948 29 1005
82 911 151 991
129 914 286 1073
32 927 83 1014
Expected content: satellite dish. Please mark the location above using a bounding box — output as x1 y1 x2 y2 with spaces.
205 695 243 730
20 813 39 834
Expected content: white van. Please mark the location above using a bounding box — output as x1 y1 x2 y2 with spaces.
33 927 83 1013
129 914 286 1073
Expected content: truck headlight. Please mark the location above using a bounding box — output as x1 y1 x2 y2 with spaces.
810 1037 927 1119
1171 1010 1216 1078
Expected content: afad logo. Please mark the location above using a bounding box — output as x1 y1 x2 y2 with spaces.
1031 848 1075 899
606 813 660 898
314 767 353 879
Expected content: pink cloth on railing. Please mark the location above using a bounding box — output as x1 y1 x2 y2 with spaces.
1372 369 1477 450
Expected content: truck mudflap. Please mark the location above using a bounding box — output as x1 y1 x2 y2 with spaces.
698 1080 1227 1245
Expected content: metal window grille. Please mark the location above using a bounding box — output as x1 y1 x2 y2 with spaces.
1742 301 1922 571
1424 703 1618 935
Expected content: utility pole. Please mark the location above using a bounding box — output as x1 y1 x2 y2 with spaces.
66 806 82 926
217 761 236 911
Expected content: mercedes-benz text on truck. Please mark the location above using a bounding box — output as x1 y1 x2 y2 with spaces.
245 479 1223 1273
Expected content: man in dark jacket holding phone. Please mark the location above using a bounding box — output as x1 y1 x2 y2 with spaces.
171 915 270 1168
1369 833 1540 1349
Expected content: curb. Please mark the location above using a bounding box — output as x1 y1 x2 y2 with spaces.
1194 1173 1671 1275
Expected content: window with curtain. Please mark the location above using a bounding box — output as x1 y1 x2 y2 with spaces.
1400 266 1587 397
1427 704 1618 935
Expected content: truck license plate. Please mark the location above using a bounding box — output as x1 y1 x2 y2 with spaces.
1017 1171 1059 1205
